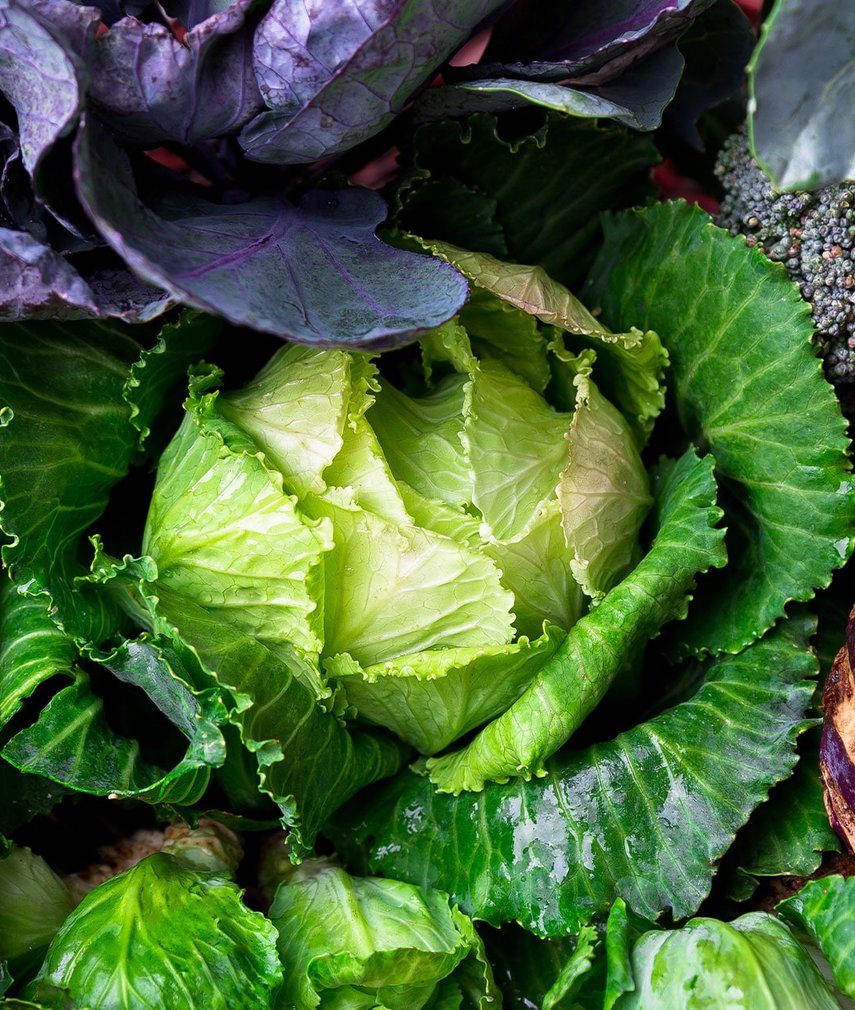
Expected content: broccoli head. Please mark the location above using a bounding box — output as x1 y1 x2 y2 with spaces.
715 129 855 405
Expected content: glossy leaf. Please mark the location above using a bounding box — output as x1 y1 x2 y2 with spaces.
0 320 142 601
240 0 509 164
268 861 498 1010
219 344 354 498
749 0 855 191
0 228 98 321
0 316 225 631
331 614 817 935
726 732 839 887
557 359 653 601
426 449 724 793
584 201 855 656
778 874 855 999
33 851 282 1010
0 585 75 733
107 540 407 853
74 117 468 348
417 240 668 441
3 634 228 806
122 310 222 457
143 374 334 666
614 913 838 1009
325 627 564 756
142 588 408 855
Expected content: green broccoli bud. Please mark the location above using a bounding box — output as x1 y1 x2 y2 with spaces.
715 128 855 409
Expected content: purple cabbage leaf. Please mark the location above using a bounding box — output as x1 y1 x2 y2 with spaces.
74 116 469 346
239 0 511 164
88 0 264 146
416 44 686 131
471 0 717 83
425 0 720 132
0 0 96 178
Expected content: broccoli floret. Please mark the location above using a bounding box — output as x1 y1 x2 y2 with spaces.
715 129 855 396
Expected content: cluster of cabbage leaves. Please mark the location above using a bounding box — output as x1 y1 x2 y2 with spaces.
143 285 655 776
0 135 853 1010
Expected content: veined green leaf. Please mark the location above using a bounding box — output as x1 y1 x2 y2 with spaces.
427 449 725 792
422 240 608 335
397 114 658 288
370 374 472 509
219 344 354 498
0 322 141 609
331 615 817 935
558 355 652 601
144 369 333 673
548 328 668 447
485 498 585 639
614 913 838 1009
268 862 498 1010
123 310 221 457
310 489 515 667
324 413 411 527
779 875 855 999
462 287 551 393
136 582 406 856
584 201 855 655
3 633 228 807
466 357 572 544
0 584 75 732
541 926 600 1010
724 730 839 893
0 317 219 624
32 852 282 1010
396 482 483 552
418 242 667 442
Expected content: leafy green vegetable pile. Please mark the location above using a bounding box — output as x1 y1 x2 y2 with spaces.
1 0 855 1007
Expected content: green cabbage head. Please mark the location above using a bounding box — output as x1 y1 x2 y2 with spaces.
143 307 651 756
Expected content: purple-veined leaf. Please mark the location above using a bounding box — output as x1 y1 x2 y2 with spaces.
89 0 263 145
0 0 96 177
240 0 510 164
476 0 716 82
74 116 468 347
0 227 98 319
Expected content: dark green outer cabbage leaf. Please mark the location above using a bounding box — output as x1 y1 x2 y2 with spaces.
584 201 855 656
